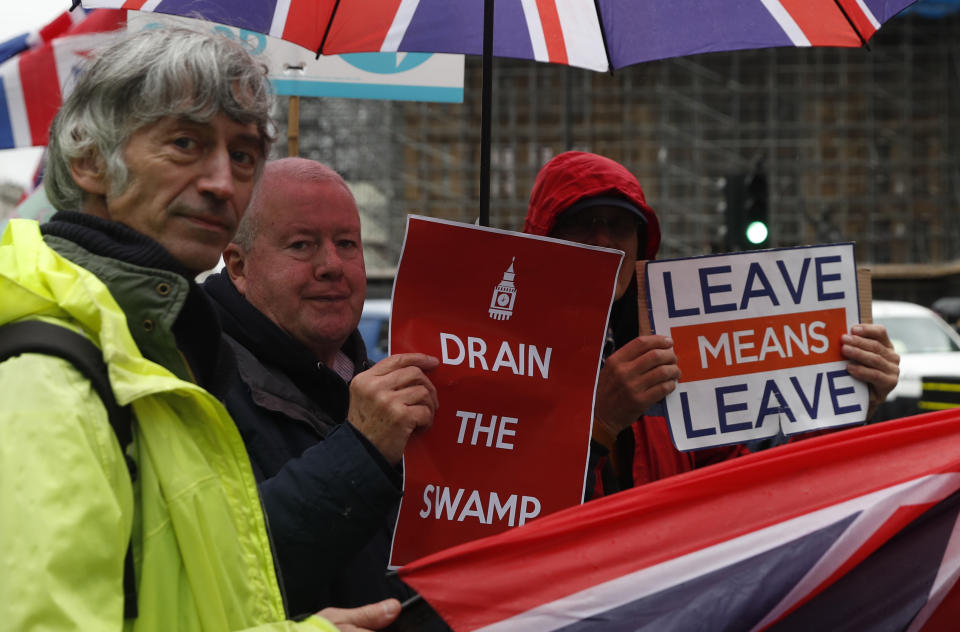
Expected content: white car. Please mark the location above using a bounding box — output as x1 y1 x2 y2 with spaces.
871 300 960 417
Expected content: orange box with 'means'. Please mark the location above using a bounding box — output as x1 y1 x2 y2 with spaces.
672 307 848 383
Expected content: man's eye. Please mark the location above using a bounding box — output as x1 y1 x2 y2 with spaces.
173 137 197 150
231 150 255 166
289 241 311 250
337 239 358 249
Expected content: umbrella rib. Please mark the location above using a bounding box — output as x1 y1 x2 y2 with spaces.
316 0 343 58
832 0 871 51
592 0 615 73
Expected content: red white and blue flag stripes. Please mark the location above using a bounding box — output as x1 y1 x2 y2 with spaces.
81 0 919 71
0 10 87 66
0 10 125 150
399 409 960 631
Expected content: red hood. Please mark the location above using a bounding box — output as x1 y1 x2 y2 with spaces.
523 151 661 259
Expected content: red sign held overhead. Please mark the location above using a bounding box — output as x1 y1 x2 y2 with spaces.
388 217 622 567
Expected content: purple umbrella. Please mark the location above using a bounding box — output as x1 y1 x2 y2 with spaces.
77 0 920 225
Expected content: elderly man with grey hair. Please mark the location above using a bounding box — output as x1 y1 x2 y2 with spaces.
0 26 399 632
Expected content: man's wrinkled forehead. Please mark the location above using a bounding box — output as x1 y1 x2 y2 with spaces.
132 106 268 149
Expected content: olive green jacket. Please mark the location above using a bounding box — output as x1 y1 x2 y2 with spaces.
0 219 336 632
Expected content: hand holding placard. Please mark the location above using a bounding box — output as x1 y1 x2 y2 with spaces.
348 353 440 465
593 335 680 449
841 323 900 419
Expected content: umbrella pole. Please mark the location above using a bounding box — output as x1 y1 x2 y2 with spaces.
479 0 494 227
288 96 300 157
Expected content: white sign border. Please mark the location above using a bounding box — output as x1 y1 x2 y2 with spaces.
645 243 865 452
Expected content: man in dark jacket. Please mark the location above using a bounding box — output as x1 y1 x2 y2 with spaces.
524 151 901 497
203 157 438 616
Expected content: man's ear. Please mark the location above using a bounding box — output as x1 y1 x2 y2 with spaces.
68 152 109 196
222 243 247 295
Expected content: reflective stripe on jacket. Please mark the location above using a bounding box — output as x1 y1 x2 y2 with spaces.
0 219 335 632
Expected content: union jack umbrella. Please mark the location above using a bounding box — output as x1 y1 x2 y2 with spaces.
76 0 917 70
77 0 919 225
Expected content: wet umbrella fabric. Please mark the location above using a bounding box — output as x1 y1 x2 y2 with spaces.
78 0 918 225
80 0 916 71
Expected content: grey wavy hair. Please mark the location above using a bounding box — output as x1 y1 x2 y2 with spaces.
45 26 275 211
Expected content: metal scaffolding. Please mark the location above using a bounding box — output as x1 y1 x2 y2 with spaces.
277 13 960 273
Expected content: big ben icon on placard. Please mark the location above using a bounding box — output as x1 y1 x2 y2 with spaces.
489 258 517 321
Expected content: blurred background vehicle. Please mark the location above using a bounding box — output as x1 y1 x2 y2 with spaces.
872 299 960 420
358 298 391 363
931 296 960 333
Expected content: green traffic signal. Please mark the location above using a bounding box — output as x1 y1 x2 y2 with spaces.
746 220 769 245
723 167 769 250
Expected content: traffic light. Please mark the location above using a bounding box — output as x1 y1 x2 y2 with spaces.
723 168 769 251
743 169 769 248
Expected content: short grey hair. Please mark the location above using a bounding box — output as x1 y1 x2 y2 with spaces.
45 26 275 211
232 158 354 251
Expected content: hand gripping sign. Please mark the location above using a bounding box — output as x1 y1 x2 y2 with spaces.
644 243 867 451
388 217 622 567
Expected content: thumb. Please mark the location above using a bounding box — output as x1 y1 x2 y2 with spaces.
317 598 401 630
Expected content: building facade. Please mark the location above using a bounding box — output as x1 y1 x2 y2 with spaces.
276 13 959 300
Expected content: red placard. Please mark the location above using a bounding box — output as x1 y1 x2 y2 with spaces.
388 217 622 567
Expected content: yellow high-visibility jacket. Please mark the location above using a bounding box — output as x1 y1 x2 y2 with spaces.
0 219 336 632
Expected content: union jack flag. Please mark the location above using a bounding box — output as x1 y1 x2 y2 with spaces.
0 10 87 66
0 10 125 149
80 0 918 71
399 409 960 631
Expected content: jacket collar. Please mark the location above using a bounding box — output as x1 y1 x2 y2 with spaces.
203 270 369 421
41 212 233 396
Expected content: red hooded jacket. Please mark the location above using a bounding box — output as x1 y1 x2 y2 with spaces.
525 151 661 259
525 152 744 496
